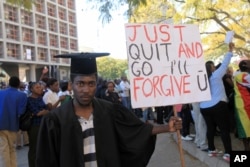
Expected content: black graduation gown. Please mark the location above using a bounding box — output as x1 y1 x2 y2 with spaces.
36 98 156 167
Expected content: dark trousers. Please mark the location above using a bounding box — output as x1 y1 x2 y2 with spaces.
155 106 172 124
28 126 40 167
201 101 232 154
178 106 193 137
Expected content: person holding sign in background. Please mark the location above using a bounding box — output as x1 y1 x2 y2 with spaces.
36 52 182 167
200 42 234 163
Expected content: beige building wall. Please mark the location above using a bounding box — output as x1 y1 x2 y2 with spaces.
0 0 78 83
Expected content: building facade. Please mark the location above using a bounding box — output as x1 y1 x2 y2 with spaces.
0 0 78 85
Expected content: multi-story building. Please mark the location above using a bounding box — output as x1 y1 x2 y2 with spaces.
0 0 78 85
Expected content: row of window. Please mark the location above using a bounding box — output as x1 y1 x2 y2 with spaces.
39 0 76 11
0 41 70 63
1 3 76 25
1 22 77 48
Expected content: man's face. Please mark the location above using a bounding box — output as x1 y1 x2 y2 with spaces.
32 83 43 96
72 75 97 106
50 81 60 93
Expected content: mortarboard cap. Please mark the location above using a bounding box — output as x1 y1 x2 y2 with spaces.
54 52 110 75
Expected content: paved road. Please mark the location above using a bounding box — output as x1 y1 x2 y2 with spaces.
148 133 207 167
17 133 207 167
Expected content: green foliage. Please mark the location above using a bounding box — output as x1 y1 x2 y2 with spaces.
129 0 250 60
96 57 128 80
6 0 34 9
87 0 145 24
129 0 173 23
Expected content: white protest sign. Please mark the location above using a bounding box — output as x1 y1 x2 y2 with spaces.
125 24 211 108
224 31 234 44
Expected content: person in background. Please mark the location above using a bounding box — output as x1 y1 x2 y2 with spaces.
114 78 123 97
119 75 131 110
178 104 195 141
95 77 107 99
233 60 250 151
36 52 182 167
42 78 65 110
192 102 208 151
199 42 234 162
103 80 121 104
155 106 173 124
26 82 49 167
141 107 155 123
0 76 27 167
58 80 73 105
216 64 236 133
16 82 30 149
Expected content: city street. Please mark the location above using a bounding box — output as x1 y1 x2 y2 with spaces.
17 133 208 167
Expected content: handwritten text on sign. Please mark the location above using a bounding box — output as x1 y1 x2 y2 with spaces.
125 24 211 108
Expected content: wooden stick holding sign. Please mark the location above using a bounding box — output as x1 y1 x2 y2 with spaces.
173 104 185 167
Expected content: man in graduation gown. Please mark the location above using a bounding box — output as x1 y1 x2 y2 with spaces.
36 53 182 167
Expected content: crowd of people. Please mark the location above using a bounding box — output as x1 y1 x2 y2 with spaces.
0 53 182 167
0 42 249 166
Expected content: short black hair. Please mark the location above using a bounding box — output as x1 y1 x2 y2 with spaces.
239 60 247 72
205 61 214 78
60 81 69 92
9 76 20 88
46 78 58 87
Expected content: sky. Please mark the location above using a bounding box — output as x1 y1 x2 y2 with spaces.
76 0 128 59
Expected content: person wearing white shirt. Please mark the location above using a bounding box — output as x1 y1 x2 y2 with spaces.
43 78 65 110
119 76 131 110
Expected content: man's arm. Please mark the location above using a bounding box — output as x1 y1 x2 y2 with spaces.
151 116 182 135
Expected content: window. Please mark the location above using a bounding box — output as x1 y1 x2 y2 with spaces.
58 7 66 20
68 11 75 24
48 19 57 32
7 43 20 59
69 25 76 37
58 0 65 6
22 28 33 43
59 22 67 35
50 50 59 62
68 0 75 10
36 15 46 29
49 34 58 47
37 48 48 61
6 24 19 40
4 5 17 22
70 39 77 50
47 3 56 17
37 31 47 45
36 0 45 13
21 10 33 26
60 37 68 49
23 46 34 60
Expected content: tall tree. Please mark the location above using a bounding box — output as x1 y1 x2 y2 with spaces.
97 57 128 79
174 0 250 58
130 0 250 60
